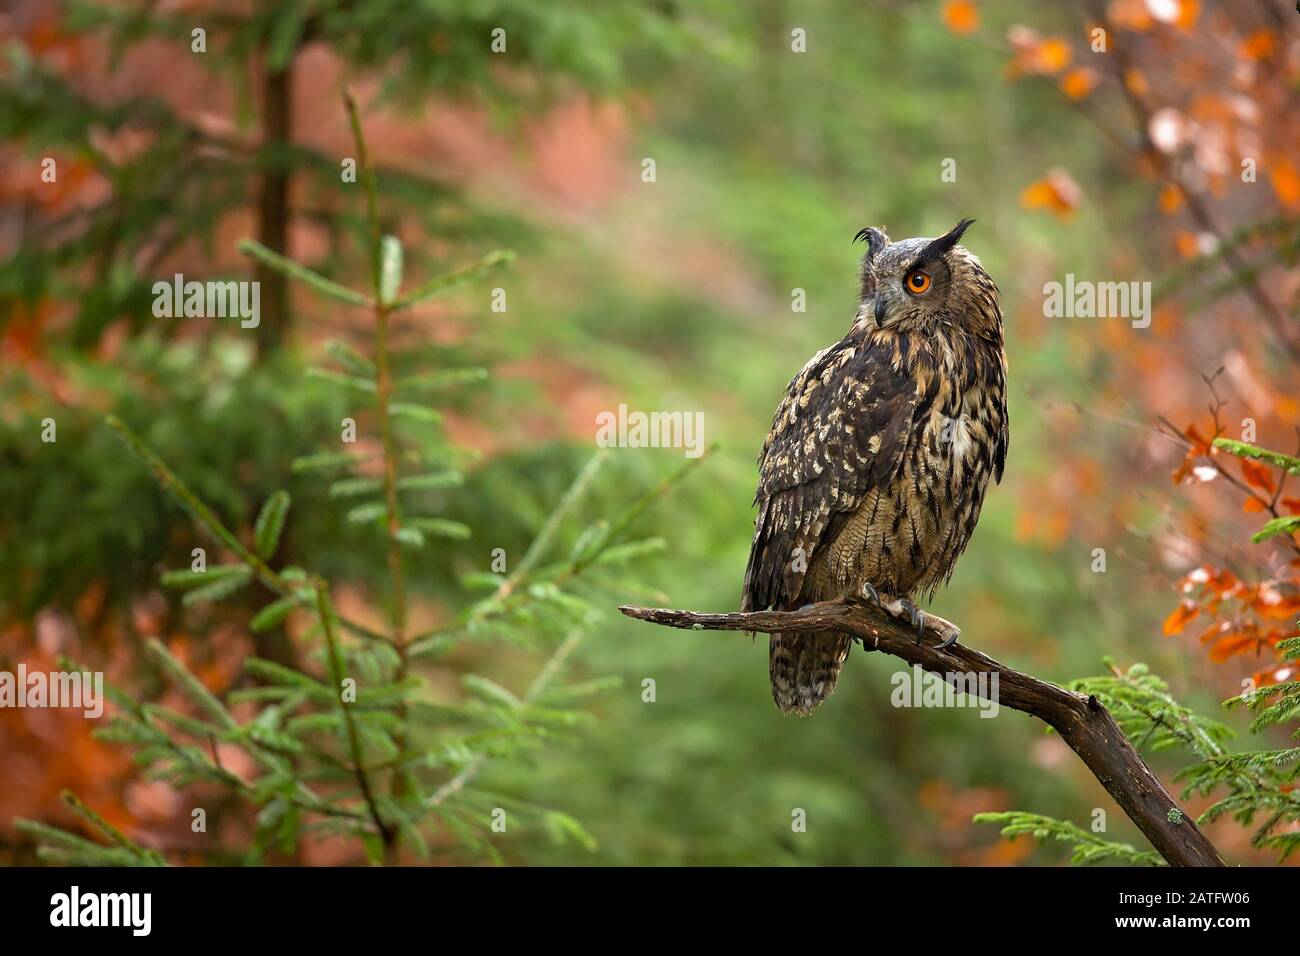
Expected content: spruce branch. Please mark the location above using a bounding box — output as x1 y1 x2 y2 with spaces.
405 450 612 656
426 628 584 810
390 249 517 311
145 637 240 732
510 450 611 590
342 84 415 820
105 414 392 647
1213 437 1300 475
973 811 1164 867
342 89 384 300
314 579 393 847
406 446 712 656
30 654 369 867
60 791 167 865
14 819 157 867
142 638 358 819
599 442 718 555
237 239 371 308
373 290 407 645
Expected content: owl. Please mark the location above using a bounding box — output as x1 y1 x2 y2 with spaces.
741 219 1008 715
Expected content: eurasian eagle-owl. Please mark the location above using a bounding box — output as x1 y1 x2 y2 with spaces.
741 219 1008 715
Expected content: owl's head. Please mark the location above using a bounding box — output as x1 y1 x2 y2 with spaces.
853 219 1001 341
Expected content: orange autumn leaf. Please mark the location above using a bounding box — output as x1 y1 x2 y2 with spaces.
1175 0 1200 29
1006 27 1072 77
1254 587 1300 620
1149 302 1179 335
1035 38 1071 73
1107 0 1153 30
1197 619 1231 644
1282 497 1300 515
1163 600 1199 635
942 0 979 35
1157 183 1184 213
1209 632 1259 663
984 833 1036 866
1268 157 1300 211
1170 425 1218 484
1259 599 1300 621
1185 565 1240 600
1241 30 1275 60
1124 69 1149 97
1243 497 1267 513
1253 662 1297 688
1183 422 1212 454
1060 67 1099 100
1240 458 1276 493
1214 569 1240 597
1173 231 1200 258
1020 168 1082 219
1171 450 1201 484
20 15 90 68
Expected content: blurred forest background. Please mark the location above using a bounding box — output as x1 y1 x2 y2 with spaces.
1 0 1298 866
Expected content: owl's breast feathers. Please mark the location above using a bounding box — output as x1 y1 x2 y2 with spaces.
742 323 1008 614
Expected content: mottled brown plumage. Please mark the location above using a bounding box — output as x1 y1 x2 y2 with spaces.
742 220 1008 715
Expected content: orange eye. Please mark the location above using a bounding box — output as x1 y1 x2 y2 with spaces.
905 270 932 294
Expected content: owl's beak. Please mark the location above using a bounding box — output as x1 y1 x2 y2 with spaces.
873 295 887 326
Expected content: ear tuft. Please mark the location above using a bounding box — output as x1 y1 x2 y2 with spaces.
948 217 975 244
912 218 975 267
853 226 888 258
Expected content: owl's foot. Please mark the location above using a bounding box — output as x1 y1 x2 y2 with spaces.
856 585 959 649
858 585 922 639
882 597 926 644
858 585 919 634
893 600 961 649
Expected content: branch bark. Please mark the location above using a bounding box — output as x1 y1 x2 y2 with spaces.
618 598 1225 868
254 58 293 355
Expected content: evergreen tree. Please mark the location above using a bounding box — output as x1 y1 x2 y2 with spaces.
14 94 705 864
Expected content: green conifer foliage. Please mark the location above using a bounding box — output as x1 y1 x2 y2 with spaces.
14 95 707 865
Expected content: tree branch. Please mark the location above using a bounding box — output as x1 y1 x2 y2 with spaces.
618 597 1225 868
254 55 293 355
315 579 392 848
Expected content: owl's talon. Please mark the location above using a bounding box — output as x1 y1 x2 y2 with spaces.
936 629 960 650
860 583 882 607
882 596 926 642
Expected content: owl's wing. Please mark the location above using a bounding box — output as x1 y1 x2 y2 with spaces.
741 337 918 612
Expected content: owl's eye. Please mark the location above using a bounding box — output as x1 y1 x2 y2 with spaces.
904 270 932 295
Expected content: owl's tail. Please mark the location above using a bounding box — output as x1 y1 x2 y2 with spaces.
769 631 853 716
